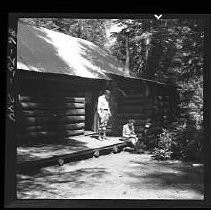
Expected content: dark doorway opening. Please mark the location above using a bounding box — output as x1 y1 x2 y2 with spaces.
85 92 96 132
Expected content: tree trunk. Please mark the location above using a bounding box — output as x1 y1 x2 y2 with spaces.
124 35 130 75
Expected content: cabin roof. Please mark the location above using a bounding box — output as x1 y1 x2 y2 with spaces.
17 21 135 80
17 21 180 89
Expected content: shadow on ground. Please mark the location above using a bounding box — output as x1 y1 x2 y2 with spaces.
126 158 204 195
17 165 109 199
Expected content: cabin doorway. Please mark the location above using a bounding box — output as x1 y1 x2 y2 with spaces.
85 92 98 133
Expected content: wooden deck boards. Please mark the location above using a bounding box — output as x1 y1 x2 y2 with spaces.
17 135 126 173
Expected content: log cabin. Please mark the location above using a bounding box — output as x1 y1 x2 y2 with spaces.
16 21 180 145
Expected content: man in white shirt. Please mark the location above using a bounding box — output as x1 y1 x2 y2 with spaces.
122 119 138 147
97 90 111 140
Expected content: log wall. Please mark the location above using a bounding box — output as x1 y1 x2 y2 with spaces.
17 78 88 145
16 75 179 145
112 78 179 139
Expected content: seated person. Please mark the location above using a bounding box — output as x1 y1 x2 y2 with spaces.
122 119 138 147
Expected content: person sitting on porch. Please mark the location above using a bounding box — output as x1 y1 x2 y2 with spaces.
122 119 138 147
97 90 111 141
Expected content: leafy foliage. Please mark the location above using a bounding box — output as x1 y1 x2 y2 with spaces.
110 18 204 161
110 19 204 83
152 118 203 161
152 129 173 160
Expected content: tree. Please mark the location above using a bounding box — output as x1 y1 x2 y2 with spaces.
110 18 204 161
110 18 203 83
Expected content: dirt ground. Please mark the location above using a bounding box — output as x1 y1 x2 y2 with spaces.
17 151 204 200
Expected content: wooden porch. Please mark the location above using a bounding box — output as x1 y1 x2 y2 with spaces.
17 132 127 173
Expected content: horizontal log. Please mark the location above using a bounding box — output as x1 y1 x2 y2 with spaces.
20 102 85 110
17 129 84 140
122 99 152 106
19 96 85 103
20 122 85 132
22 115 85 125
118 109 152 116
19 129 85 137
119 105 152 113
152 108 170 112
21 90 85 97
122 99 148 105
117 113 149 119
124 94 146 99
21 109 85 117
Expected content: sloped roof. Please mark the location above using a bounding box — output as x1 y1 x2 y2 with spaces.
17 21 134 80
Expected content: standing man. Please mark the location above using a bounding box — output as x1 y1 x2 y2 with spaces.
97 90 111 141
